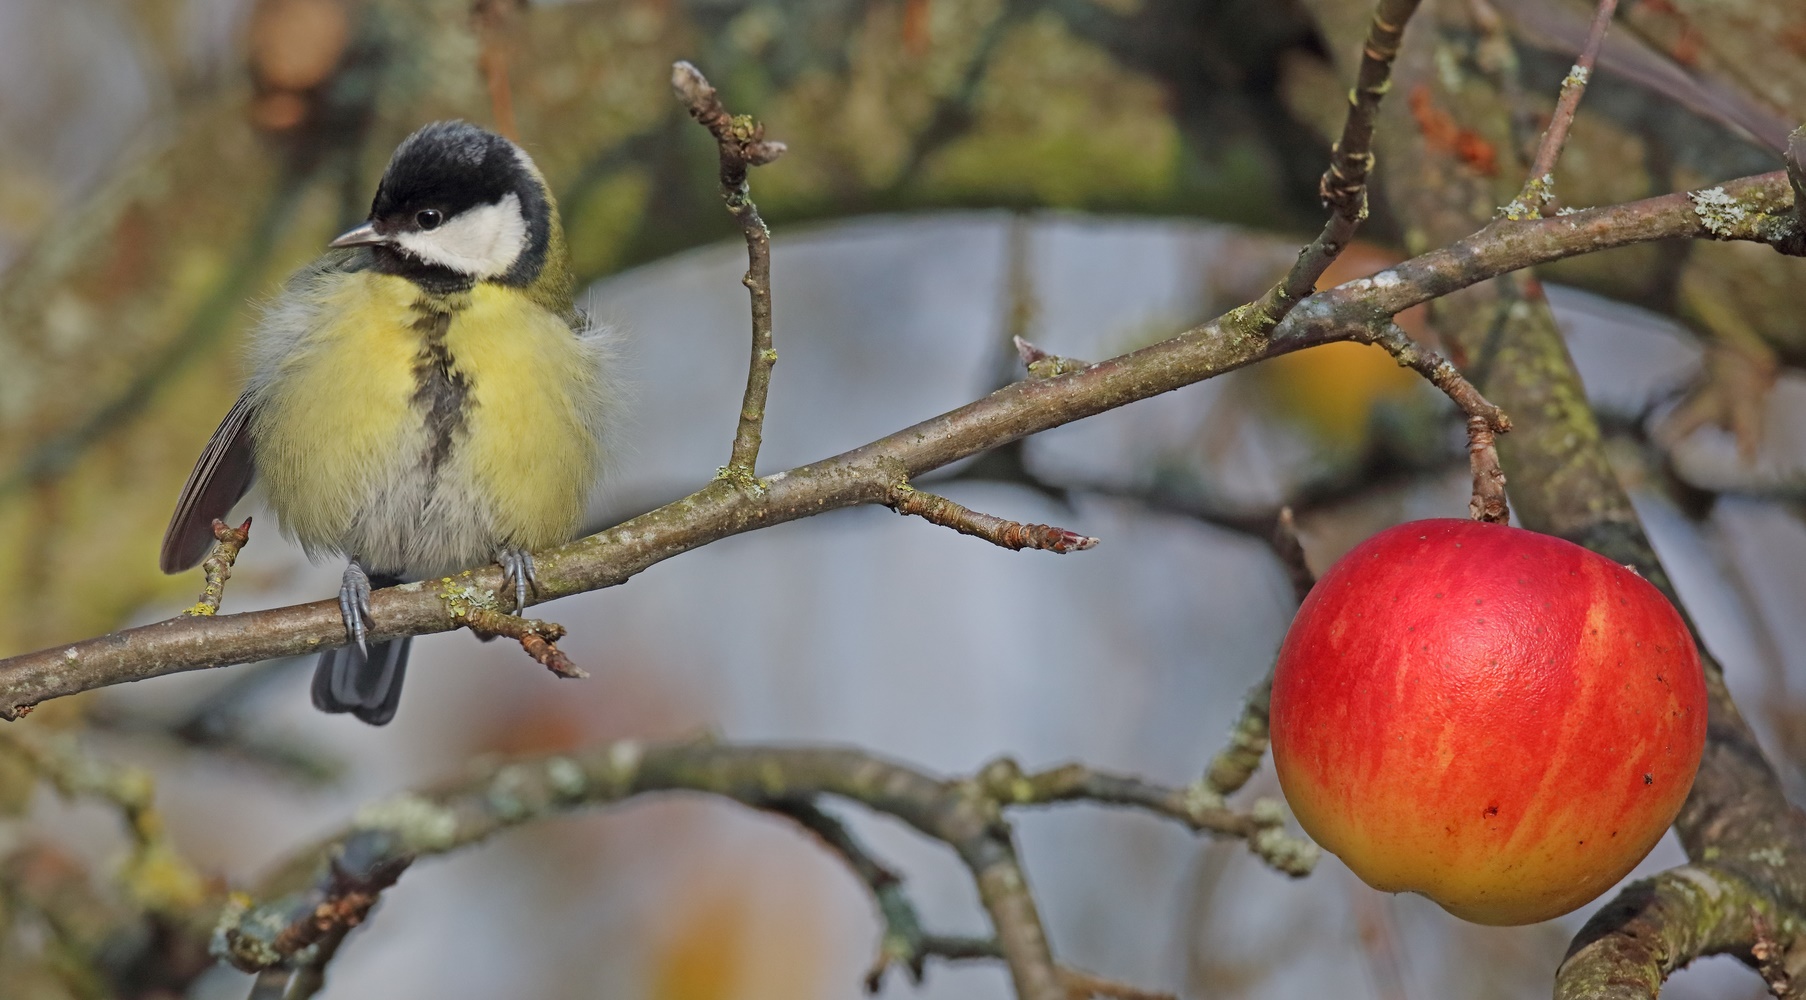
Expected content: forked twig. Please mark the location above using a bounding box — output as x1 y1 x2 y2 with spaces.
460 608 586 679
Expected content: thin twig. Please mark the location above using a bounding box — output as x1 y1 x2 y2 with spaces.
1321 0 1425 217
1193 509 1312 802
1056 966 1177 1000
755 800 928 990
753 798 934 991
186 517 252 617
672 61 786 481
1357 322 1511 433
1505 0 1619 218
771 798 1169 999
1349 321 1514 521
888 483 1098 553
1247 0 1426 326
459 608 585 679
1204 674 1274 801
975 757 1316 876
1269 507 1313 606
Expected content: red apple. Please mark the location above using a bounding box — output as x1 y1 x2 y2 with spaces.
1269 518 1707 925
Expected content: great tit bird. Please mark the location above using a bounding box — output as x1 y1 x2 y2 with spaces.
161 121 612 726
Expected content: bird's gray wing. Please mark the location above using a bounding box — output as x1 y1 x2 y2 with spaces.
161 248 371 572
1499 0 1793 152
160 392 256 573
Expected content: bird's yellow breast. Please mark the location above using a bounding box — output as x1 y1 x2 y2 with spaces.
445 281 604 546
251 271 604 574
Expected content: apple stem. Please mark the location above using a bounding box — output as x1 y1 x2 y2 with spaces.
1349 322 1514 523
1468 416 1511 524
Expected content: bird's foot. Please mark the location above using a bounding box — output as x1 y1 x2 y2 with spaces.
339 561 376 656
497 548 538 612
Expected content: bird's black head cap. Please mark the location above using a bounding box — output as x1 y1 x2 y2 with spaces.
362 121 551 289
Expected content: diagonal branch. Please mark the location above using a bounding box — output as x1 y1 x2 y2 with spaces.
0 170 1799 717
1339 318 1516 523
1355 322 1510 432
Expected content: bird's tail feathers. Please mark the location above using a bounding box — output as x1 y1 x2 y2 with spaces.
312 636 410 726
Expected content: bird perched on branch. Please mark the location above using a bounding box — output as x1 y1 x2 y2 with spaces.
161 120 612 725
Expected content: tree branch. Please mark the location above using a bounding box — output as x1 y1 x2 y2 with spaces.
1555 866 1804 1000
1196 509 1315 807
217 740 1288 1000
973 757 1316 876
0 169 1797 717
1276 168 1799 342
1355 321 1510 432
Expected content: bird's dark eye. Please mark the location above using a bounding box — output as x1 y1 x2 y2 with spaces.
415 209 443 231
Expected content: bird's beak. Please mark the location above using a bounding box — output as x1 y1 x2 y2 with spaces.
328 221 388 248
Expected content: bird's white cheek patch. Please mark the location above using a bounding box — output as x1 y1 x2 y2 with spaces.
394 193 528 278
